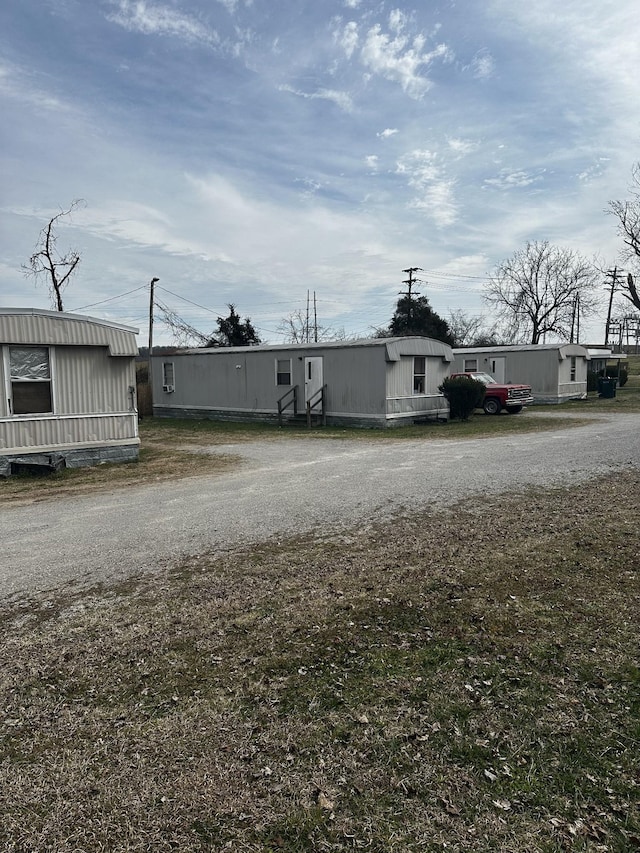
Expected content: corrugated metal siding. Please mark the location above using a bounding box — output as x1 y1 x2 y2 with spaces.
385 337 453 362
55 347 135 414
386 356 450 398
0 413 139 453
0 356 6 418
0 311 138 355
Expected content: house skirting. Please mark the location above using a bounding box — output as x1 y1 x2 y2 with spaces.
153 404 448 429
0 441 139 477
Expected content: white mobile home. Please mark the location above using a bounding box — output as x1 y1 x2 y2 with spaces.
0 308 140 476
152 336 453 428
453 343 590 403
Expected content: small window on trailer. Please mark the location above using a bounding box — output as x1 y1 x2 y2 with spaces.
276 358 291 386
413 356 426 394
162 361 175 392
464 358 478 372
9 346 52 415
570 356 576 381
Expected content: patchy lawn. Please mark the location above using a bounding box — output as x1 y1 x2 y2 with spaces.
1 470 638 851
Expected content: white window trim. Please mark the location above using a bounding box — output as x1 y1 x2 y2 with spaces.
3 345 56 417
275 357 292 386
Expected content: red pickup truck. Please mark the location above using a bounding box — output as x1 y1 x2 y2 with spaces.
450 371 534 415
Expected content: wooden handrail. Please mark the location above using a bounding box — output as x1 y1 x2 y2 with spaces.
306 384 327 427
277 386 298 426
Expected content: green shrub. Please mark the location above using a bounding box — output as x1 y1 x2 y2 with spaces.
439 376 486 421
606 364 628 386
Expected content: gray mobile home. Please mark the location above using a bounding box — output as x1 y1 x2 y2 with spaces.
452 343 590 403
0 308 140 475
152 336 453 427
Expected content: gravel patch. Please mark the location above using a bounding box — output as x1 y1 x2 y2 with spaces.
2 413 639 601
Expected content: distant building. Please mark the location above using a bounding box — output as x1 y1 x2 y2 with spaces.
453 343 590 403
0 308 140 476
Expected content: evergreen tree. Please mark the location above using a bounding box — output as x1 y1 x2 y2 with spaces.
207 304 261 347
384 294 454 345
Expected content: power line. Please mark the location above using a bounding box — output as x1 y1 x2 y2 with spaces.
75 284 148 311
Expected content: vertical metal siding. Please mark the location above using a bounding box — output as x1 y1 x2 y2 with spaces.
0 312 138 355
55 347 134 414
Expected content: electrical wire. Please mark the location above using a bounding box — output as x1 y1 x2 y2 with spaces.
75 284 149 311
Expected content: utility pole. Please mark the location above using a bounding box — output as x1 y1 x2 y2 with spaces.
570 291 581 343
148 277 160 412
401 267 422 327
604 267 622 346
313 291 318 343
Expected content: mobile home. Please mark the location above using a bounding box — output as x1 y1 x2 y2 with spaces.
152 336 453 428
0 308 140 475
452 343 590 403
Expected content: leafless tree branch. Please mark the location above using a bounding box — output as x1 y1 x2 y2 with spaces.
22 199 86 311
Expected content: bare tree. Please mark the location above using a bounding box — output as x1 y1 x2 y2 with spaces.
609 163 640 311
155 301 210 347
277 309 347 344
23 200 86 311
484 241 599 344
447 309 501 347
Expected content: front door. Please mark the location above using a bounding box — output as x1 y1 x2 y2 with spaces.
304 357 323 407
490 357 506 383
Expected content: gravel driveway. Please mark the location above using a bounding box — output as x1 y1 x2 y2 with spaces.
3 413 639 601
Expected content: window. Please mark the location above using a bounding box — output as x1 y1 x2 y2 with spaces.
276 358 291 386
9 346 52 414
570 356 577 382
162 361 175 389
464 358 478 372
413 356 426 394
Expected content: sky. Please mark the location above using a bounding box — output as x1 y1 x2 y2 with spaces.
1 0 639 347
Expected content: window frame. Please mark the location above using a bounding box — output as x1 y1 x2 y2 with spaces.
162 361 175 390
463 358 478 372
570 356 577 382
413 355 426 394
6 345 54 416
275 358 292 386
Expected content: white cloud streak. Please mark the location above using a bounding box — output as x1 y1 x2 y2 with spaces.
107 1 219 46
279 84 353 113
396 150 458 227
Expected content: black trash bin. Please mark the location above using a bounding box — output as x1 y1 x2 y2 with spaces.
597 378 616 398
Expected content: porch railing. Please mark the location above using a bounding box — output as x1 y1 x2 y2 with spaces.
306 384 327 428
277 386 298 426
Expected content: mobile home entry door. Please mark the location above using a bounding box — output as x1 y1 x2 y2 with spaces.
304 357 324 407
489 357 506 383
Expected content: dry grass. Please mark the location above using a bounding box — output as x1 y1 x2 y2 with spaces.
1 471 639 851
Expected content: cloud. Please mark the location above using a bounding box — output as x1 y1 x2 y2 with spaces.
0 61 76 114
339 21 359 59
279 84 353 113
396 149 458 227
448 138 479 156
358 15 452 99
365 155 379 171
377 128 399 139
471 49 495 79
483 169 543 189
107 1 219 46
77 201 225 261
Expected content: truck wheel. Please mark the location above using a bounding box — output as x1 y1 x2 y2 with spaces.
483 397 501 415
506 406 523 414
